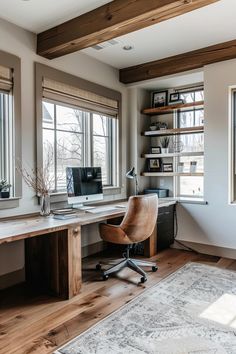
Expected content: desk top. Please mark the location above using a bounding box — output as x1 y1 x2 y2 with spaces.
0 199 176 245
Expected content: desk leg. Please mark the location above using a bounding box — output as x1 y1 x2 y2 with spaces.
25 225 81 300
144 224 157 258
58 226 82 299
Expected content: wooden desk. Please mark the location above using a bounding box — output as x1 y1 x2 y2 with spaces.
0 200 175 299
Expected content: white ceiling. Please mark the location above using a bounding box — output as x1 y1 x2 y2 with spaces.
84 0 236 68
0 0 111 33
0 0 236 70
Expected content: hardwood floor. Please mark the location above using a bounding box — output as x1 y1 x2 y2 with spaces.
0 248 234 354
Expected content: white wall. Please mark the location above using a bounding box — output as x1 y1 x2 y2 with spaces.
0 18 128 278
177 59 236 255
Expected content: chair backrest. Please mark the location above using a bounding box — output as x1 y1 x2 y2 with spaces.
120 194 158 243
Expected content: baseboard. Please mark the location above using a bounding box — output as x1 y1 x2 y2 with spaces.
82 241 107 258
173 240 236 259
0 268 25 290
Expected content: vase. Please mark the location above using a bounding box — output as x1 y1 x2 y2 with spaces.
40 194 50 216
161 147 169 154
1 190 10 198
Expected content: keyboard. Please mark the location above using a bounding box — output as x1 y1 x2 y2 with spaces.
86 206 120 214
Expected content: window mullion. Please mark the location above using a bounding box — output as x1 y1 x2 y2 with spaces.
54 104 57 191
108 119 113 186
90 113 93 166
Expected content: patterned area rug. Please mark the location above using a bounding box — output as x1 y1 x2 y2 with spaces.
55 263 236 354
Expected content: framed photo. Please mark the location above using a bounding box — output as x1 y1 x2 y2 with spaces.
162 163 173 172
169 92 180 103
150 146 161 154
152 91 168 108
148 158 162 172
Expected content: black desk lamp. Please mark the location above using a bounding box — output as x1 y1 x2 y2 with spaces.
126 167 139 195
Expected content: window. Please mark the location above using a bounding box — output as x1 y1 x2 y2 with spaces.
42 100 118 192
36 65 121 197
0 91 13 187
230 90 236 203
0 60 17 197
175 88 204 198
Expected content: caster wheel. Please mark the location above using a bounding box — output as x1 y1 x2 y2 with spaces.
102 274 109 281
96 264 101 271
152 266 158 272
140 276 147 283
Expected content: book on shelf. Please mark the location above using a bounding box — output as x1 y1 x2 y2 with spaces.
168 100 185 105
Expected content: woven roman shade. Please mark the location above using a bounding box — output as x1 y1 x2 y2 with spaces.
42 78 119 118
0 65 13 92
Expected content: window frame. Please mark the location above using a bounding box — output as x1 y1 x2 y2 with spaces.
42 99 117 191
36 63 122 200
229 87 236 204
174 87 204 199
0 51 21 202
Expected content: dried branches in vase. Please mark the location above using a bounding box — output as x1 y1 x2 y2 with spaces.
17 155 54 216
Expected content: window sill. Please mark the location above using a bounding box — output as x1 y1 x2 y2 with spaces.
177 197 207 205
49 186 122 204
103 186 121 195
0 197 20 209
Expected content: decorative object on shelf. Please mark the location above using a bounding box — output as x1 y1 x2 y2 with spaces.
152 90 168 108
190 161 197 173
148 158 162 172
177 162 184 173
149 122 157 131
159 122 168 130
160 136 170 154
126 167 139 195
162 163 173 172
169 92 185 105
17 157 54 216
149 122 168 131
169 92 180 102
0 179 11 198
150 146 161 154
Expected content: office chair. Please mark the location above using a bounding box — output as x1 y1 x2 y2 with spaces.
96 194 158 283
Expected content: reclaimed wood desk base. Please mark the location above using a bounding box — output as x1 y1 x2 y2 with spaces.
0 200 176 299
25 226 81 299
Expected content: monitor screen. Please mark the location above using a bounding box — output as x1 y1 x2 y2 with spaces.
66 167 103 205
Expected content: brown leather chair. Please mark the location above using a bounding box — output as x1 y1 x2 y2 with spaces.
96 194 158 283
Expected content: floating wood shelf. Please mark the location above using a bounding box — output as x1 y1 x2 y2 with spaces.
141 172 204 177
142 101 204 115
142 151 204 158
142 125 204 137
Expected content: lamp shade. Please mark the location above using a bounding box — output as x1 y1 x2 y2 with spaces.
126 167 136 179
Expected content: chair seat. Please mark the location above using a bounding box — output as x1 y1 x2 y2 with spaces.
99 223 131 245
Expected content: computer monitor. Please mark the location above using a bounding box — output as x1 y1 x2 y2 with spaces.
66 167 103 207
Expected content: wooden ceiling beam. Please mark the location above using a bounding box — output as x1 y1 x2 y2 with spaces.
37 0 219 59
119 39 236 84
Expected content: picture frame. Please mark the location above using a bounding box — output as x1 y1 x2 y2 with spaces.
169 92 180 103
150 146 161 154
162 163 173 172
148 158 162 172
152 90 168 108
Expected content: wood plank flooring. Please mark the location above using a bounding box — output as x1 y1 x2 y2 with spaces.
0 248 235 354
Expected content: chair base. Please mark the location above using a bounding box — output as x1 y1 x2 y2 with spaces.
96 247 158 283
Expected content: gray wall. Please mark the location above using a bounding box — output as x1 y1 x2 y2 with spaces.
0 18 128 278
177 59 236 255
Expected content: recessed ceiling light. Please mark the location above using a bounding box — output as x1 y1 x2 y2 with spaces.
123 45 134 51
